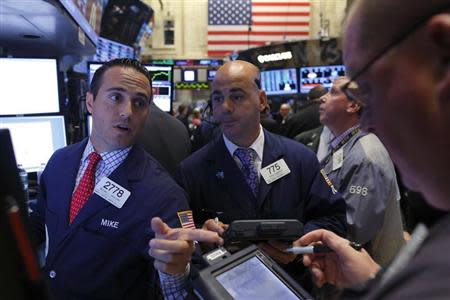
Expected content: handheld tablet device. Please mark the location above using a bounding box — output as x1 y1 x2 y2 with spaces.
193 244 313 300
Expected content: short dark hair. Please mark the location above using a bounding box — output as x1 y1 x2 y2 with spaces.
307 85 328 101
89 58 151 99
254 78 261 89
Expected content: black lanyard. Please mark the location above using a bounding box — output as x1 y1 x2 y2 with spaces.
320 127 360 168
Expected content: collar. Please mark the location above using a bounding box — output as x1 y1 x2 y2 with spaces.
223 125 265 161
329 124 360 150
83 139 132 163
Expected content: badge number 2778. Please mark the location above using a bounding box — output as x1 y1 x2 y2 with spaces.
94 177 130 209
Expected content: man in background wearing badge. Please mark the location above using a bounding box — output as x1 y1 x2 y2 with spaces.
175 60 347 266
318 76 404 267
29 58 221 299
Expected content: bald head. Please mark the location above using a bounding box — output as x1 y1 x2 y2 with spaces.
215 60 261 91
211 60 267 147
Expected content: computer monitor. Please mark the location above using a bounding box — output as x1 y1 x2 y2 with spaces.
87 62 104 84
144 64 173 113
93 37 136 62
299 65 346 94
261 68 298 96
182 69 198 82
0 58 60 115
0 116 67 173
207 70 217 81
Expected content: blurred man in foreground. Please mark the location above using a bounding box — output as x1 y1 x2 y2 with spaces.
294 0 450 298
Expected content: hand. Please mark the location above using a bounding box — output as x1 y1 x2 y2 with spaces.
149 217 223 275
258 240 297 265
293 229 380 288
202 218 229 236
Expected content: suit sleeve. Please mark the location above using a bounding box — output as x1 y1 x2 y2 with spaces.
302 157 347 237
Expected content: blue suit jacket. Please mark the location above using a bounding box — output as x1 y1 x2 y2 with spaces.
176 130 347 236
30 139 190 300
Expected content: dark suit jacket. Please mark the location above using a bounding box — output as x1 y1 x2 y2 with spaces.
294 125 324 153
137 103 191 176
260 116 280 134
30 139 190 299
176 130 347 236
285 102 321 139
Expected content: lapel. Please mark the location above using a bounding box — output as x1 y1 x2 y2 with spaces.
48 139 87 243
58 145 145 246
205 135 256 213
256 130 285 210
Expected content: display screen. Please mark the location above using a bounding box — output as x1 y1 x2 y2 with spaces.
0 58 60 115
145 65 173 112
87 62 104 85
300 65 346 94
207 70 217 81
216 256 299 300
93 37 135 62
182 69 197 82
87 63 173 112
0 116 67 172
261 68 298 96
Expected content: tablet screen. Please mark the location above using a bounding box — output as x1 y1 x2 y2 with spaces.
216 256 300 300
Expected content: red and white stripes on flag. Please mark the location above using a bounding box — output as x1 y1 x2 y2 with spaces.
207 0 311 57
177 210 196 229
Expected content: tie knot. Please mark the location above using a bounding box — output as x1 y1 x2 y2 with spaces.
234 148 255 165
88 152 102 166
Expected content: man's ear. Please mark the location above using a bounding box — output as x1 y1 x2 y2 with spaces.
428 13 450 104
86 92 94 114
347 101 361 114
259 90 268 112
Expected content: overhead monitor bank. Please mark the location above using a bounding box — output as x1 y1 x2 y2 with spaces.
0 58 60 115
0 116 67 172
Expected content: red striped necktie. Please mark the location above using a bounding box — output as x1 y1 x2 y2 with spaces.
69 152 102 224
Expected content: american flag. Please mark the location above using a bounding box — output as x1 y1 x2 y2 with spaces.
208 0 311 57
177 210 196 229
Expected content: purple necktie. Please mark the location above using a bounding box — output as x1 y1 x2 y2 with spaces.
234 148 259 196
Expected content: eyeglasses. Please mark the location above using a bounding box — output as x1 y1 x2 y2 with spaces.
341 5 449 102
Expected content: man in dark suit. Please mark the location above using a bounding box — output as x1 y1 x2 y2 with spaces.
285 85 328 139
30 59 220 299
137 102 190 176
294 0 450 298
176 60 347 263
294 125 324 152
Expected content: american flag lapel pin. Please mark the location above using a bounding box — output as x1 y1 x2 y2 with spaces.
177 210 196 229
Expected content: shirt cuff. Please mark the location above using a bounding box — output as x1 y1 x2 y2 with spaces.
158 264 190 300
